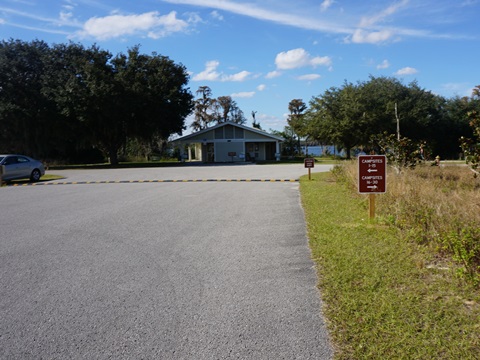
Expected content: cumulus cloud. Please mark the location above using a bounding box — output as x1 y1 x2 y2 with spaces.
395 67 418 76
193 60 222 81
193 60 251 82
377 59 390 69
275 48 332 70
78 11 190 40
265 70 282 79
225 70 251 82
297 74 321 81
231 91 255 98
257 84 266 91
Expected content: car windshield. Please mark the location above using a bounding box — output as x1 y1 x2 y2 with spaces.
0 156 4 162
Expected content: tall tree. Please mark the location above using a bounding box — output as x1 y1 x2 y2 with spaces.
217 96 233 123
192 86 216 131
112 46 193 146
304 83 366 159
0 39 56 157
287 99 307 155
228 101 246 125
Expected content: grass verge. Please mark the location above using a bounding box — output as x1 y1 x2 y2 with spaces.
300 171 480 359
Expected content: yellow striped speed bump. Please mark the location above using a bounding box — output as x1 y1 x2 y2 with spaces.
5 178 299 186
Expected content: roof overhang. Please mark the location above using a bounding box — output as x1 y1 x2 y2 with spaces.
171 121 284 143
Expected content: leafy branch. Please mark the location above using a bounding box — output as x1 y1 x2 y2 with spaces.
371 132 425 173
460 111 480 177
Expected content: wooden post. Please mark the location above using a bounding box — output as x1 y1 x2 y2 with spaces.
369 193 375 219
308 168 311 180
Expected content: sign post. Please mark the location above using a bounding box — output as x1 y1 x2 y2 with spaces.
358 155 387 219
304 158 315 180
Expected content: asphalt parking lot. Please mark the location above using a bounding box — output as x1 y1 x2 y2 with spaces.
1 164 333 359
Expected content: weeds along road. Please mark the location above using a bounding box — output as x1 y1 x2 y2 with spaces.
0 165 333 359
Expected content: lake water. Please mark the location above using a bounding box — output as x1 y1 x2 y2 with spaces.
301 145 345 157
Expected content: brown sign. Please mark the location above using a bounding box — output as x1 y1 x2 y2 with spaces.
304 158 315 168
358 155 386 193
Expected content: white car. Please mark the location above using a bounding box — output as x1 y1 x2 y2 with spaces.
0 154 45 182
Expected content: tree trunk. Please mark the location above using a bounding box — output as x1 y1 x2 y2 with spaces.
109 147 119 165
345 146 352 159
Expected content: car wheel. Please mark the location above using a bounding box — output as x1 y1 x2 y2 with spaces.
30 169 41 182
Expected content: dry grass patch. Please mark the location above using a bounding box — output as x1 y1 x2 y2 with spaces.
339 162 480 284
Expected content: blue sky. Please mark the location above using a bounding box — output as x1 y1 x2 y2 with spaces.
1 0 479 133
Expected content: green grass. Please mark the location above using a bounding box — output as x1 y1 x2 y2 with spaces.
300 172 480 359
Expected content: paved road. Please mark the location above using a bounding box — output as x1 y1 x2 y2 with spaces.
1 164 333 359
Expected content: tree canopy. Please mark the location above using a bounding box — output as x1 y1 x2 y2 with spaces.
191 86 246 131
302 76 477 159
0 39 193 164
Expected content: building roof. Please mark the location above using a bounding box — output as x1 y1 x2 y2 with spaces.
172 121 284 142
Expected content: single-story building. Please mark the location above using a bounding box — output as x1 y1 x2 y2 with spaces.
172 121 283 163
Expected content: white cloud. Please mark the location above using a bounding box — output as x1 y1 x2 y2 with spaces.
257 84 266 91
377 59 390 69
344 0 408 44
193 60 222 81
78 11 189 40
265 70 282 79
395 67 418 76
359 0 409 28
185 12 202 25
310 55 332 67
210 10 224 20
275 48 332 70
193 61 251 82
349 29 393 44
297 74 321 81
162 0 450 42
231 91 255 98
225 70 251 82
162 0 353 35
320 0 334 12
59 11 73 22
